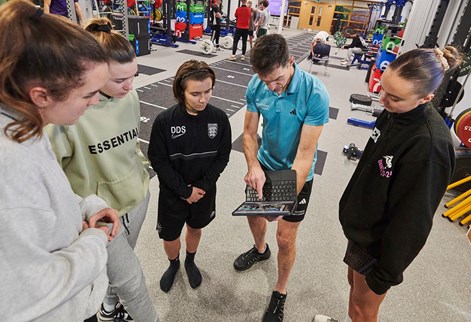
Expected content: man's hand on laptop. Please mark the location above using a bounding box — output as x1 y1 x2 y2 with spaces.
244 166 266 199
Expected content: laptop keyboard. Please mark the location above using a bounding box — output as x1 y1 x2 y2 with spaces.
246 180 297 202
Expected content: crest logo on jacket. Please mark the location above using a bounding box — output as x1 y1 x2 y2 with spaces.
208 123 218 139
378 155 393 178
371 127 381 143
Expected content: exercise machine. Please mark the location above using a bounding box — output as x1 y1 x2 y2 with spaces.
151 0 179 47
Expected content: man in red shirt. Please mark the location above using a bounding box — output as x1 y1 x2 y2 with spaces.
228 0 252 61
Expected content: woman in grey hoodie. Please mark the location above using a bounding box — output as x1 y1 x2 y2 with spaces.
0 1 120 321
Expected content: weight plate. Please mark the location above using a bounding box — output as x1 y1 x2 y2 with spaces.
453 108 471 135
221 35 233 49
154 8 162 21
349 94 372 106
200 39 214 55
457 112 471 148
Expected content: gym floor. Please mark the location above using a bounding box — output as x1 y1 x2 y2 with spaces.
131 29 471 322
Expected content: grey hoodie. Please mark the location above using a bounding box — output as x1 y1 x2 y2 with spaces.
0 108 109 321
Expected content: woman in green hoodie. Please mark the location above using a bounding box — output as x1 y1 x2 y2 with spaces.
47 18 158 322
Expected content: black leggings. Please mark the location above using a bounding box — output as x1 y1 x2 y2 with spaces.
232 28 249 55
211 24 220 47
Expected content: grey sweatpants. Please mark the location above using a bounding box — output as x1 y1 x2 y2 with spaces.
346 47 365 63
104 192 159 322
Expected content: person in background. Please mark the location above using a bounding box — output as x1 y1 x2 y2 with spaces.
210 0 222 52
247 0 257 49
0 1 120 321
148 60 231 293
314 47 461 322
235 34 329 322
340 32 366 66
47 18 159 322
308 37 324 61
44 0 84 26
228 0 252 61
255 0 269 38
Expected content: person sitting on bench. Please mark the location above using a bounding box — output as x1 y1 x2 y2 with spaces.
308 38 329 62
340 32 367 66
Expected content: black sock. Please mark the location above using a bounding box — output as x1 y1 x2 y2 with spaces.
185 251 202 289
160 256 180 292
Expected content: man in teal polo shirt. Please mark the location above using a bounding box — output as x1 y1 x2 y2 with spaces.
233 34 329 322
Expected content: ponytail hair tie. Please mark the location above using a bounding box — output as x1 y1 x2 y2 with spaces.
90 24 112 33
30 8 43 22
434 48 450 71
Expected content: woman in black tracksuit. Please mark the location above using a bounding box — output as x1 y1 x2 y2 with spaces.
317 47 462 322
148 60 231 293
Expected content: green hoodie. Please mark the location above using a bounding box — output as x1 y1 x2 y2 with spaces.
46 90 149 216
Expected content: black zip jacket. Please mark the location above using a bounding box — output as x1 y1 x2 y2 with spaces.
344 35 366 49
339 104 455 295
148 103 231 198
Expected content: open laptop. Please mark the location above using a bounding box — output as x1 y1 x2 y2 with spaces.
232 170 297 216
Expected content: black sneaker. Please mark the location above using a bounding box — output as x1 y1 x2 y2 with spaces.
233 244 271 271
97 302 133 321
262 291 286 322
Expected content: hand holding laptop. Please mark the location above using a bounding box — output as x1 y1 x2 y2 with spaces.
233 170 298 217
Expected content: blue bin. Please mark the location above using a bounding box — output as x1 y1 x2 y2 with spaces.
189 12 204 24
372 33 384 47
176 11 187 24
375 49 396 71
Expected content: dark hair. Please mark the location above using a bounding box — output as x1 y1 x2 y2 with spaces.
0 0 107 143
259 0 268 7
250 34 289 76
85 18 135 64
173 60 216 105
388 46 463 96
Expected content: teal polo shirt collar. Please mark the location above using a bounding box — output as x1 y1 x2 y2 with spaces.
285 63 301 95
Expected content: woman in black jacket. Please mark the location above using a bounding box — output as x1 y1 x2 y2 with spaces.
315 47 462 322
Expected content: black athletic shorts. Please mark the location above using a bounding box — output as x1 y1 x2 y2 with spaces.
248 30 254 37
157 186 216 241
283 179 312 223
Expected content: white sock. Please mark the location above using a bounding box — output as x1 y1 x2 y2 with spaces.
103 302 116 313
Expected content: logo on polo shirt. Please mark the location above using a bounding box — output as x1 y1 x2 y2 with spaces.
290 109 297 116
